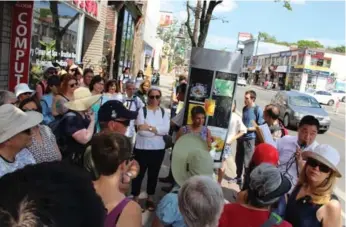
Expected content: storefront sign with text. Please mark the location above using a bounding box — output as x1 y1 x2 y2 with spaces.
72 0 98 18
9 1 34 91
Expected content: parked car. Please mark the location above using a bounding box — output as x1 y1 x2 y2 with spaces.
309 90 337 106
331 89 346 102
271 91 330 133
237 77 247 86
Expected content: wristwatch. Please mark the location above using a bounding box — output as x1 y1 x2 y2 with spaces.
149 126 153 131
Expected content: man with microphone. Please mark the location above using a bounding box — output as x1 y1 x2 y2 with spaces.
276 115 319 193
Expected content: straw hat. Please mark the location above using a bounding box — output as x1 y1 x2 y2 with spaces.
172 134 214 186
302 144 342 177
64 87 101 111
0 104 43 143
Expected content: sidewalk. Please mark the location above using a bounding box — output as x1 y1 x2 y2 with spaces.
140 74 240 227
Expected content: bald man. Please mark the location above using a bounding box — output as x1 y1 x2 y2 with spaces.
263 104 283 140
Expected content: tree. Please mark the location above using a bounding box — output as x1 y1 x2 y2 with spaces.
297 40 324 49
258 32 278 43
328 45 345 53
185 0 292 48
49 1 80 60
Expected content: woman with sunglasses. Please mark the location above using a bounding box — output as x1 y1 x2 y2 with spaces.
284 144 342 227
19 97 61 163
135 70 145 89
52 74 78 117
131 87 170 211
92 132 142 227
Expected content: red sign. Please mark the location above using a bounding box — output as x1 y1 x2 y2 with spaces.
8 1 34 91
73 0 98 18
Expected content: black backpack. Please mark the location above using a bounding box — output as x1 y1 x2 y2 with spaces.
48 112 76 156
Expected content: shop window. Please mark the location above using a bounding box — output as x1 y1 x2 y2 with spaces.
298 56 304 65
323 59 331 68
30 1 80 85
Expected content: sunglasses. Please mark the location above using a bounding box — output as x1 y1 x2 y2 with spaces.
114 119 130 127
69 83 78 88
24 109 38 112
149 95 161 100
307 158 331 173
21 92 32 96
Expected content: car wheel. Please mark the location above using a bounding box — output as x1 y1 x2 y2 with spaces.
342 96 345 102
283 114 290 128
327 100 334 106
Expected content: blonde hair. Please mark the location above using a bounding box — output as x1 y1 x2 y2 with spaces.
139 79 151 93
298 164 337 204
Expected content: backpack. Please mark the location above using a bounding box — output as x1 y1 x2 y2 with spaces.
261 212 283 227
142 107 173 149
48 112 76 156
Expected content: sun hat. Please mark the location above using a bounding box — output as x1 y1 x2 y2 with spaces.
252 143 279 166
98 100 138 122
0 104 43 143
64 87 101 111
249 163 291 206
302 144 342 177
14 83 35 98
172 134 214 186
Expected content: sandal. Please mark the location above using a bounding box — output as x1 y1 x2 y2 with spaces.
146 199 156 212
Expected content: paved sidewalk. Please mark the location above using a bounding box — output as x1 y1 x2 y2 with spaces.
139 74 240 227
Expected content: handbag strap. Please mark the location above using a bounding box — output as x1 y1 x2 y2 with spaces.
104 198 131 227
261 212 283 227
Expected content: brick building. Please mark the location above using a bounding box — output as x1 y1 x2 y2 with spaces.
0 0 149 91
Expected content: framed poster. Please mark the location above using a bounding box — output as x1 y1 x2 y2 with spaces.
188 67 214 102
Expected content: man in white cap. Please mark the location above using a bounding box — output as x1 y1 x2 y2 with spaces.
0 104 43 177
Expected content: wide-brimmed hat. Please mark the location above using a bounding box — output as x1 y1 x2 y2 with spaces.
64 87 101 111
249 163 291 206
14 83 35 97
172 134 214 186
0 104 43 143
302 144 342 177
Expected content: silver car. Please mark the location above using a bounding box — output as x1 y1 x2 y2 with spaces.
271 91 331 133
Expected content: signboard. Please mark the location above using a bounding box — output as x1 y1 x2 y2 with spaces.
9 1 34 91
159 11 173 27
307 50 324 59
72 0 98 18
236 32 252 49
184 48 242 166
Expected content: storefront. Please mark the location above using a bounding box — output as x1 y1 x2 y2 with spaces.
2 0 103 91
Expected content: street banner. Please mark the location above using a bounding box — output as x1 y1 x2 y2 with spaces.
183 48 242 167
8 1 34 91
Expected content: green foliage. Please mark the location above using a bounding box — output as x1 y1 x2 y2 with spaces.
327 45 345 53
297 40 324 49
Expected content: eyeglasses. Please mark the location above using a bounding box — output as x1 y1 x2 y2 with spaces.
307 158 331 173
114 119 130 127
69 83 78 88
24 109 38 112
149 95 161 100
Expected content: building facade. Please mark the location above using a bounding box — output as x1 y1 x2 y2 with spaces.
245 47 346 92
0 0 149 90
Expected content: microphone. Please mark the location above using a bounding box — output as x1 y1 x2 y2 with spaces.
298 142 306 150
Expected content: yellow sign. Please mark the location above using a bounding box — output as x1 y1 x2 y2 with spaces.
294 65 331 72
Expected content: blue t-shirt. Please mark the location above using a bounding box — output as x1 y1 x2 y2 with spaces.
240 105 264 140
41 93 54 125
156 192 186 227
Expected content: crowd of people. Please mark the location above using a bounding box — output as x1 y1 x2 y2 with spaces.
0 64 343 227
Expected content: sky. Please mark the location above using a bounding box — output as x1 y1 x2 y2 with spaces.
160 0 345 51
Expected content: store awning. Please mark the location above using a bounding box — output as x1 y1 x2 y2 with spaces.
276 65 288 73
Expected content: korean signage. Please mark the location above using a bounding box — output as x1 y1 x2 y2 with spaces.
72 0 98 18
8 1 34 91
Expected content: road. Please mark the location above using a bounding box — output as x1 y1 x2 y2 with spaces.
234 84 346 220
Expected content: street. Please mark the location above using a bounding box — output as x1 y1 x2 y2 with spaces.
234 84 346 220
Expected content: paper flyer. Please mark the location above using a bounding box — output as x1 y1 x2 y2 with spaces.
204 99 216 116
208 126 228 161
